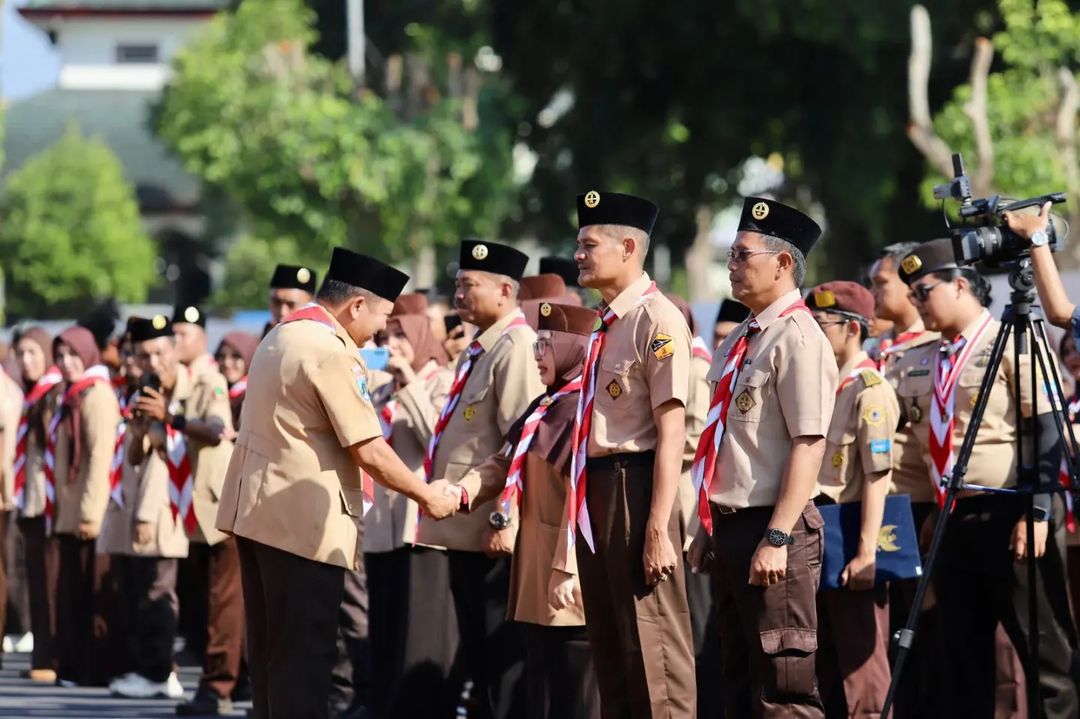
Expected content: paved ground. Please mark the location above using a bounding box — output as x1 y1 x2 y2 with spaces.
0 652 252 718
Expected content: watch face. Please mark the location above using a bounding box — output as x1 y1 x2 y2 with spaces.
767 529 787 547
488 512 508 530
1031 231 1049 247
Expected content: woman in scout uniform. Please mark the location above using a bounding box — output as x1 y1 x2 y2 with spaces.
456 301 601 719
895 238 1078 717
809 281 899 718
215 331 260 431
365 292 460 719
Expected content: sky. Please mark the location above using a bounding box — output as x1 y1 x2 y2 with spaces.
2 0 61 102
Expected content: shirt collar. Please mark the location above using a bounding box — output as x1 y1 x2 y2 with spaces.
838 350 871 378
750 289 803 332
952 309 992 347
602 272 653 320
474 307 525 352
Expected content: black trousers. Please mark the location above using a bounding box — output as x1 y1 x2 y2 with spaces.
366 546 460 719
17 516 59 671
237 537 345 719
330 559 370 712
56 535 125 686
447 551 526 719
522 623 601 719
684 559 722 717
935 494 1079 718
116 556 179 682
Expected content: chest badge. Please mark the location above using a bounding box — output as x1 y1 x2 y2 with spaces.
969 392 979 408
832 451 844 469
539 396 553 407
735 389 755 414
463 405 476 421
908 404 923 424
606 380 623 400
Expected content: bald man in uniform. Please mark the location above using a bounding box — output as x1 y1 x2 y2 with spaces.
216 248 462 719
569 190 696 718
689 197 835 719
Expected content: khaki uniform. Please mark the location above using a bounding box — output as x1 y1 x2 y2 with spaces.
895 311 1077 717
575 272 697 719
678 352 711 543
53 382 121 535
708 288 836 719
0 370 23 508
881 331 940 504
815 352 896 719
188 352 218 379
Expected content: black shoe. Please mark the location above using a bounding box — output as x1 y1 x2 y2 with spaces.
231 674 252 702
176 689 233 716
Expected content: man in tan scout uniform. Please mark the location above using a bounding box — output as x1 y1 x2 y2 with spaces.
268 263 318 330
808 281 898 718
689 196 835 719
172 305 216 378
568 190 696 718
417 239 543 719
216 248 461 718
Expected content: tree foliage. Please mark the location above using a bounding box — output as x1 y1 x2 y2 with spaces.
0 125 156 318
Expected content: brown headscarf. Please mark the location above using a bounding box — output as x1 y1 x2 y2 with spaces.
54 326 103 477
14 326 54 391
505 304 594 478
14 326 55 446
218 331 260 429
388 303 449 372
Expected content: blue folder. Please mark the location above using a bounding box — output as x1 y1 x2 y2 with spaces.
817 494 923 591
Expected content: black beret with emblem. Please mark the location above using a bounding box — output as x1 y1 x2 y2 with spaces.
270 264 317 293
737 196 822 256
326 247 410 301
715 299 750 325
576 191 659 235
897 238 960 285
537 303 596 337
539 257 581 288
458 240 529 280
172 304 207 329
129 314 174 343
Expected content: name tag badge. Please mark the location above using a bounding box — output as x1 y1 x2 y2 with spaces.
870 439 892 454
909 369 930 377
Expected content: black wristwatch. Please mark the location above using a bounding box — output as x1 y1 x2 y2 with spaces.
488 512 511 530
169 414 187 432
765 528 795 547
1032 506 1052 522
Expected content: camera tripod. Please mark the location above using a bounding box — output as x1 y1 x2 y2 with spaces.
882 258 1080 719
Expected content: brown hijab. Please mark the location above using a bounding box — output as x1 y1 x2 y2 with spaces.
54 326 103 476
387 309 449 372
14 326 54 392
505 304 595 477
14 326 55 446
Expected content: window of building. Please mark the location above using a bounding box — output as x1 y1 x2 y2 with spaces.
116 44 159 64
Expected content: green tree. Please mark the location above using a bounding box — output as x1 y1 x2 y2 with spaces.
0 125 156 318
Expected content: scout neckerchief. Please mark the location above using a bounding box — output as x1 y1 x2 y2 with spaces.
569 281 658 552
109 381 135 509
877 328 928 372
282 302 377 515
691 336 713 362
42 365 110 529
380 362 441 441
12 366 63 512
928 312 993 508
836 357 880 396
160 365 197 533
690 299 809 534
422 310 528 482
498 375 583 514
228 377 248 401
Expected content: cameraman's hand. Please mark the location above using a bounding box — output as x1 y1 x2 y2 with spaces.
1004 201 1051 242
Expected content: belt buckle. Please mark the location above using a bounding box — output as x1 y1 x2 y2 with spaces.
715 504 736 515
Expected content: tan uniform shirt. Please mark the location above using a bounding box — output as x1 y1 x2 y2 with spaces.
710 289 838 508
679 352 711 548
881 329 940 503
818 352 899 504
895 311 1053 493
587 272 691 457
364 361 453 554
17 387 56 519
188 353 218 379
169 367 234 545
54 382 121 535
415 309 545 553
216 311 383 570
0 371 24 509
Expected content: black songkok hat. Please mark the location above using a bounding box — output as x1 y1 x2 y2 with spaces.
172 304 207 329
129 314 173 343
270 264 317 294
715 299 750 325
539 257 581 288
326 247 410 302
897 238 961 285
737 197 822 256
576 191 659 235
458 240 529 281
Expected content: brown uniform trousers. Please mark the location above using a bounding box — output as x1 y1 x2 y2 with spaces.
576 452 696 719
17 515 59 671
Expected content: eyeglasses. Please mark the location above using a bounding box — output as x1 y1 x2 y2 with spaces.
726 248 781 264
909 280 948 303
533 339 552 356
815 319 849 329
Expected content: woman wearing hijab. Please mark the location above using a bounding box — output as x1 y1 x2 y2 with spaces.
455 302 600 719
364 293 459 719
11 327 62 681
51 326 122 687
215 332 260 431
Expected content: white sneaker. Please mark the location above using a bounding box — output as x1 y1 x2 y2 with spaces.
12 632 33 653
1 636 12 653
108 673 136 693
164 672 184 699
111 673 176 699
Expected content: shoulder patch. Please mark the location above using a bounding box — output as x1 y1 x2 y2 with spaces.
650 333 674 360
862 405 885 426
860 370 882 388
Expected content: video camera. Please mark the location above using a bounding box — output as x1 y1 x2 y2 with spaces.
933 153 1068 265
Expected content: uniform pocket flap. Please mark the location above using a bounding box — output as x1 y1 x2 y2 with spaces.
739 369 770 388
339 486 365 518
803 507 825 531
600 356 636 374
760 627 817 656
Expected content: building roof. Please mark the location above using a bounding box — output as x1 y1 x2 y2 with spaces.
20 0 225 16
3 88 201 212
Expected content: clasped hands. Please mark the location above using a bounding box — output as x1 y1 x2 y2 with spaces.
423 479 464 520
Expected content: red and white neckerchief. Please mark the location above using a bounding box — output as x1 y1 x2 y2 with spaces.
928 312 993 507
836 357 880 396
690 299 810 534
691 336 713 362
498 375 583 513
42 367 110 528
379 363 440 441
423 311 528 483
165 424 196 534
877 329 927 372
109 386 134 509
569 282 658 552
12 366 63 511
228 377 248 401
281 303 377 514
